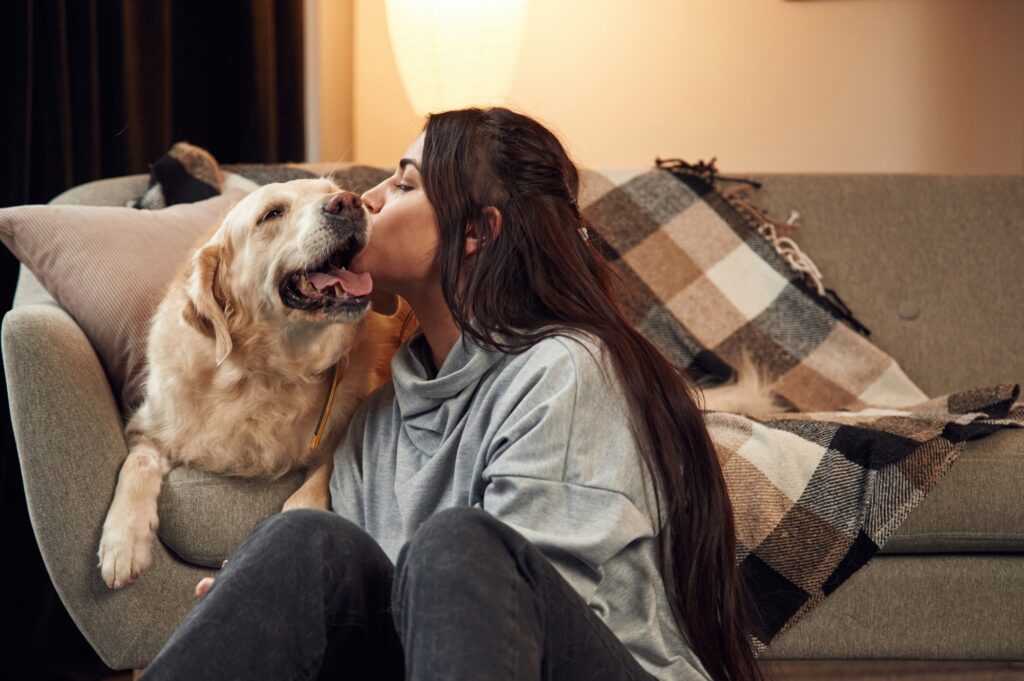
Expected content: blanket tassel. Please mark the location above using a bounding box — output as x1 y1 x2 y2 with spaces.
655 157 871 337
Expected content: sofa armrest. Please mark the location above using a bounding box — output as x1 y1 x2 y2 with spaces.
2 303 214 669
13 264 58 309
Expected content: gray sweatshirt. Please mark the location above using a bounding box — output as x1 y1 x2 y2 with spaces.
330 321 713 681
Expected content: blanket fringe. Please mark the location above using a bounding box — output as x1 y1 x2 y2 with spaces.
655 157 871 337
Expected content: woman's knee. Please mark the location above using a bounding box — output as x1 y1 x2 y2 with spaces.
392 507 530 634
397 507 513 579
250 508 358 546
242 509 391 580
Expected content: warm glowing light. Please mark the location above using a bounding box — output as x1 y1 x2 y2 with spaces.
385 0 528 117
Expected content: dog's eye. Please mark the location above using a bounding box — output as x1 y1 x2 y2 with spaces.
259 208 285 224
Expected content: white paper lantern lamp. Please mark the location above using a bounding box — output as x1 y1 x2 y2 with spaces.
385 0 529 117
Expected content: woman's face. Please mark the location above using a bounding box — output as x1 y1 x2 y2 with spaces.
350 132 439 297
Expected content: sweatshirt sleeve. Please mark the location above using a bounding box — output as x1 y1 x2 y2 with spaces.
329 387 373 527
480 336 658 605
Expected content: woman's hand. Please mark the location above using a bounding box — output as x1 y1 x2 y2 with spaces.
194 559 228 598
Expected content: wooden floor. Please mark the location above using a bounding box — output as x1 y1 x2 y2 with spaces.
104 661 1024 680
759 660 1024 680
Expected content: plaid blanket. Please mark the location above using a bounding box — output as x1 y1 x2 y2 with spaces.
715 385 1021 653
134 142 1022 655
578 160 927 412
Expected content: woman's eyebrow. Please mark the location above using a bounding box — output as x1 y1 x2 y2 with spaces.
399 158 421 172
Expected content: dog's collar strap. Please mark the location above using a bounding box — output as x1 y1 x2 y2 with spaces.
309 360 345 452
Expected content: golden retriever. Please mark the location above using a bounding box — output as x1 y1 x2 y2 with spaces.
98 178 413 589
701 350 782 415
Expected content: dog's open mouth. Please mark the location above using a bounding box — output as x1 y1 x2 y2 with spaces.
279 235 372 312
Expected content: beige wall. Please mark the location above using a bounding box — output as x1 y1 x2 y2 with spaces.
304 0 354 163
328 0 1024 174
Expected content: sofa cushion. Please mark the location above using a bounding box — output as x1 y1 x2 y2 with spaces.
150 394 1023 571
880 427 1024 553
157 467 304 567
578 162 929 412
154 427 1024 568
737 173 1024 397
759 553 1024 659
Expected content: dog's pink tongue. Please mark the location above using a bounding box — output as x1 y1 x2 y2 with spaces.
308 269 372 297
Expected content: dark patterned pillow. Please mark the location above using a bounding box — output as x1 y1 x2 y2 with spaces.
130 141 391 210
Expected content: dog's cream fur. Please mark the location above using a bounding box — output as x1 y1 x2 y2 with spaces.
98 179 413 589
700 349 783 415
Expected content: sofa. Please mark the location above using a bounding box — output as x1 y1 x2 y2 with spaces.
3 168 1022 671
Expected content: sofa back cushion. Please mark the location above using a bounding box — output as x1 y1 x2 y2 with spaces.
578 165 928 411
731 173 1024 396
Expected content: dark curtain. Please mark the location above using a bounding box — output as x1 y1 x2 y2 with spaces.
0 1 305 678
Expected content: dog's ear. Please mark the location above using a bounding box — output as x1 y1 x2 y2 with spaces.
183 242 233 366
369 289 399 317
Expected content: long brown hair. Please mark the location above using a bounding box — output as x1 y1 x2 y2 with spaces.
421 107 764 681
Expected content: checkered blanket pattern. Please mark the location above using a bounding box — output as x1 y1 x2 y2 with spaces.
134 142 1023 655
577 162 927 412
712 384 1022 653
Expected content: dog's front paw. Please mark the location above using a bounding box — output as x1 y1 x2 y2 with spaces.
98 516 156 589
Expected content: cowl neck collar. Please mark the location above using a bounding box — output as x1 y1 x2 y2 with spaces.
390 318 510 452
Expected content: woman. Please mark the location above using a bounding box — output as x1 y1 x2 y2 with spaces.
140 107 764 681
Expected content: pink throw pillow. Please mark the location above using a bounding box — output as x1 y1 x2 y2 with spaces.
0 190 248 412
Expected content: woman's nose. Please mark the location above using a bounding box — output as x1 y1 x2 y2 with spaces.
360 189 380 213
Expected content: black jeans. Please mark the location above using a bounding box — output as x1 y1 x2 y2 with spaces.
139 507 658 681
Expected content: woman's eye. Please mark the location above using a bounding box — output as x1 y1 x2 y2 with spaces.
393 182 414 192
260 208 284 223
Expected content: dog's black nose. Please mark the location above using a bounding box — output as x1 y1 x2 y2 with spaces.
323 191 362 216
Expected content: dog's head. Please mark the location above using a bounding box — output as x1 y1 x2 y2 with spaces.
183 178 397 366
